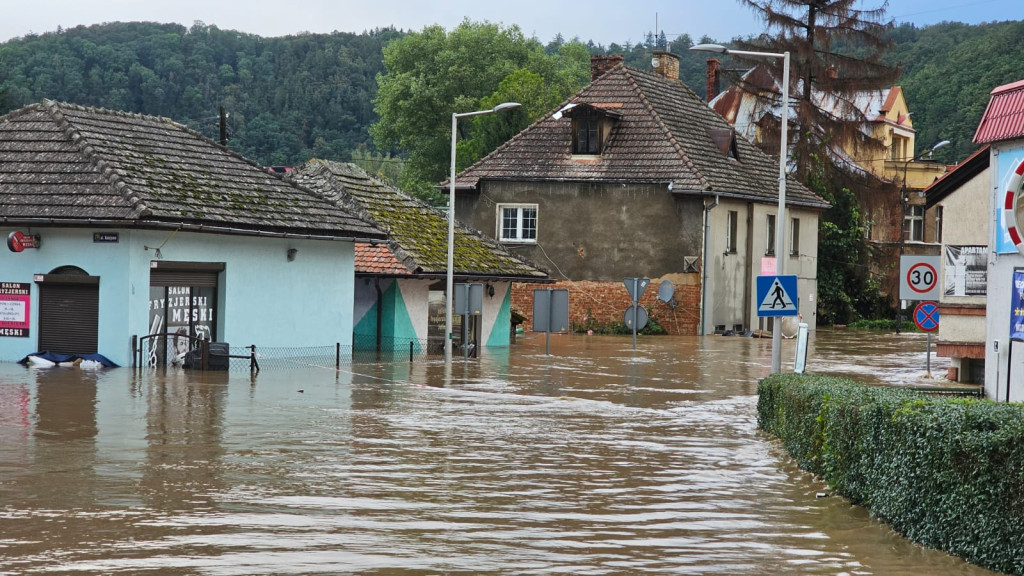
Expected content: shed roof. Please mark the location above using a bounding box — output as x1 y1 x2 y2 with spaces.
452 64 828 210
289 160 549 281
0 100 385 240
974 80 1024 144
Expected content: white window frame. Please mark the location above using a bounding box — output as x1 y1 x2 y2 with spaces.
904 205 924 242
726 210 738 253
497 203 538 244
790 217 800 256
766 214 776 256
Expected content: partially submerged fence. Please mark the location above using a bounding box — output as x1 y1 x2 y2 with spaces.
133 333 448 373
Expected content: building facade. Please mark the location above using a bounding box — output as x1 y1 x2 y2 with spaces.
452 54 829 335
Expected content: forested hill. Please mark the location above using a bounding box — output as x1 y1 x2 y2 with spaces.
0 22 404 166
0 19 1021 168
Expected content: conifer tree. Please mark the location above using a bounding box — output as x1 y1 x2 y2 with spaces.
734 0 899 180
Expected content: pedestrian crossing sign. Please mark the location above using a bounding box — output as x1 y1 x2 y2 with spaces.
756 275 798 317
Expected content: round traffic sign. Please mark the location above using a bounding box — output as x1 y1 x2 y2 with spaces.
906 262 938 295
913 301 940 332
624 305 648 331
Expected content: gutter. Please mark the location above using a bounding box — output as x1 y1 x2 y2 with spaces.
0 217 386 244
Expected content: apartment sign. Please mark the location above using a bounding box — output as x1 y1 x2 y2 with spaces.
0 282 31 337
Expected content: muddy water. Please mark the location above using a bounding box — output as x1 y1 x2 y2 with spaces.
0 330 994 575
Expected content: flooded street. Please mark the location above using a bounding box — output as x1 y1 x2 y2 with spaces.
0 329 994 575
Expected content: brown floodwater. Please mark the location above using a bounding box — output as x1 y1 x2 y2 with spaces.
0 329 995 575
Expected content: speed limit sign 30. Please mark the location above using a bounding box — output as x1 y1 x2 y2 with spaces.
899 255 940 301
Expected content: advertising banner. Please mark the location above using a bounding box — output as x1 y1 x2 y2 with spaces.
1011 270 1024 341
944 245 988 296
0 282 31 337
996 148 1024 254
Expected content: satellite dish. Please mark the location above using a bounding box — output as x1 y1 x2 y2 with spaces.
657 280 674 303
657 279 677 308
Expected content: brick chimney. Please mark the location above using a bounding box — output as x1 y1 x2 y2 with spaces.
590 55 624 81
652 50 680 80
706 58 721 102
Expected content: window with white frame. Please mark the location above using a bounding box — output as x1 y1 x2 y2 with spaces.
497 204 538 243
904 205 924 242
766 214 776 255
726 210 738 253
935 206 944 243
790 217 800 256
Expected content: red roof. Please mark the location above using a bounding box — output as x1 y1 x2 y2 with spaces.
974 79 1024 144
354 243 410 275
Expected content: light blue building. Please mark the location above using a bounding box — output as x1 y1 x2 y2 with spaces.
0 101 385 367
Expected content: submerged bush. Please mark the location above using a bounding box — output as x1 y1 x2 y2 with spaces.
758 374 1024 575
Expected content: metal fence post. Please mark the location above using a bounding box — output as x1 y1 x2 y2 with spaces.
410 340 414 363
336 342 340 370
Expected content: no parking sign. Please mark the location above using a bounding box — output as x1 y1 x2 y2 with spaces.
913 301 940 332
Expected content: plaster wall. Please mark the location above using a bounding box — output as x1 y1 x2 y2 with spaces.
0 227 356 366
936 167 989 349
985 142 1024 401
461 181 705 280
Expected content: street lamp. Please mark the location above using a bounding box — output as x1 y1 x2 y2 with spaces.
446 102 521 364
896 139 950 333
692 43 790 374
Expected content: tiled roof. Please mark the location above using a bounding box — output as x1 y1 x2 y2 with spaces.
354 242 410 275
974 80 1024 144
289 160 549 280
0 100 385 239
454 64 828 210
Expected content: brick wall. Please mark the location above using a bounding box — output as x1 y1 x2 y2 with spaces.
513 279 702 335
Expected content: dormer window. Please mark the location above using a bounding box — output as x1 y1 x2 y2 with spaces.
564 103 621 156
575 117 601 154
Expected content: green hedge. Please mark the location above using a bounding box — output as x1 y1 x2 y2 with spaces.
758 374 1024 575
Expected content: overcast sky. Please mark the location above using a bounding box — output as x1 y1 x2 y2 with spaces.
1 0 1016 45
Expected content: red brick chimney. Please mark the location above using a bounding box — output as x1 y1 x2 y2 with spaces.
652 50 680 80
590 55 624 81
706 58 721 102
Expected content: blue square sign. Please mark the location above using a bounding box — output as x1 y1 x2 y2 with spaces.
756 275 798 317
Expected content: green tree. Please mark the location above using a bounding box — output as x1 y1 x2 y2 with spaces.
370 19 589 201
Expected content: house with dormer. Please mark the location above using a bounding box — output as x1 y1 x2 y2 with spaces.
450 54 829 335
289 160 549 354
0 101 385 366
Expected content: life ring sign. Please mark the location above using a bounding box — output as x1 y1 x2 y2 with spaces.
1005 159 1024 253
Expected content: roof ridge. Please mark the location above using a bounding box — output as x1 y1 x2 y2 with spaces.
621 68 711 190
42 99 153 218
293 159 383 232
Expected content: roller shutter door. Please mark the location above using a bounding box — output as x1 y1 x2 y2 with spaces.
37 283 99 354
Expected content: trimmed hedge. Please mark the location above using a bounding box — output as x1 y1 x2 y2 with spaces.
758 374 1024 575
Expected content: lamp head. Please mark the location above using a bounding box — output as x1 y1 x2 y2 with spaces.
492 102 521 113
931 140 951 152
691 43 728 54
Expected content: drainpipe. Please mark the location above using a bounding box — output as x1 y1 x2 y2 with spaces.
701 195 720 334
375 278 383 355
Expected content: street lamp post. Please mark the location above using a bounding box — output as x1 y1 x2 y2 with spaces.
896 139 950 333
446 102 521 364
692 43 790 374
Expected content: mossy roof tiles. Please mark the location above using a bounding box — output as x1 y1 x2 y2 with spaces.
290 160 548 280
453 65 829 210
0 100 385 239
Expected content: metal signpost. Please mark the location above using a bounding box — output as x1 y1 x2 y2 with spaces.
913 301 939 378
533 289 569 355
623 278 650 350
454 283 483 359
